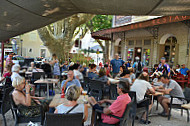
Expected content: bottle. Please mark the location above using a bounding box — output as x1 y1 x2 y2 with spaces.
61 87 65 98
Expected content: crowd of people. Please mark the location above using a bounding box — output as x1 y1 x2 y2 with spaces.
0 52 188 125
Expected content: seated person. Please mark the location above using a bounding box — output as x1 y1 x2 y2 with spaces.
60 61 69 72
27 62 35 72
179 64 189 76
152 72 164 87
104 64 112 78
152 64 158 73
96 68 110 84
61 70 83 91
73 63 84 82
0 64 12 83
11 64 22 81
120 69 132 84
175 64 180 73
88 81 131 125
54 85 88 122
32 63 44 73
80 63 87 77
12 77 50 117
157 75 185 117
88 64 98 79
128 67 136 83
115 66 126 79
130 72 155 124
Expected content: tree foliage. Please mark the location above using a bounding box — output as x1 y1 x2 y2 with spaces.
87 15 113 32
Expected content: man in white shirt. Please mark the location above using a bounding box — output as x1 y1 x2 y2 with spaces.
130 72 155 124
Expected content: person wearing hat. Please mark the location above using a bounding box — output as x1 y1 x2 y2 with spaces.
157 57 170 76
179 64 189 76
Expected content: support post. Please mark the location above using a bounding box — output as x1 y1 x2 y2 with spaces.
1 41 4 74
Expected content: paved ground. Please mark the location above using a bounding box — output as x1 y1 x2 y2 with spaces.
1 86 189 126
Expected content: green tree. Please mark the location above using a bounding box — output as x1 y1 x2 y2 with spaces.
87 15 113 32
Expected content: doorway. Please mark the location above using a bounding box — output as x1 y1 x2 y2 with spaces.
134 47 142 61
159 36 178 65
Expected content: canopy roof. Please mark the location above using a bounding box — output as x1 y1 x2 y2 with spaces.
1 0 190 41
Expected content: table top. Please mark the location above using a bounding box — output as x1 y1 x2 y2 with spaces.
108 77 119 84
25 71 32 75
49 94 88 108
149 91 164 96
182 103 190 109
34 78 59 84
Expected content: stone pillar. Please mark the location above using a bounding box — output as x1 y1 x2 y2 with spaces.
152 39 158 66
111 41 115 59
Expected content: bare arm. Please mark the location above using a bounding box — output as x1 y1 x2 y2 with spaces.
83 104 88 122
103 108 112 115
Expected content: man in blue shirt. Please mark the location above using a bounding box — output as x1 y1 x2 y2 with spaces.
110 54 125 78
180 64 189 76
61 70 83 91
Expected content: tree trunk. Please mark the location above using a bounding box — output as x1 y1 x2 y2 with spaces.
38 14 94 61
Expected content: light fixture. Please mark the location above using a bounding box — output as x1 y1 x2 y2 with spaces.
137 48 141 53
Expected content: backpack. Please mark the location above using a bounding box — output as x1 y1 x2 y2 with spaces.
135 61 142 73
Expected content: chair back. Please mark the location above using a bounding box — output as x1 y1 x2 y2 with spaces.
120 100 134 126
184 87 190 102
89 80 104 100
44 113 83 126
81 77 90 91
1 87 14 115
110 84 118 100
32 72 45 80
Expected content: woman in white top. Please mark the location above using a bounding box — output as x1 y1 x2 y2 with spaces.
73 63 84 82
54 85 88 122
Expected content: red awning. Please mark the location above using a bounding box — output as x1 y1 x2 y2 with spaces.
92 16 190 40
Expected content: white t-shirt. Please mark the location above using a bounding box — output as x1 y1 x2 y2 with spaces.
74 70 84 81
130 79 152 102
11 72 22 81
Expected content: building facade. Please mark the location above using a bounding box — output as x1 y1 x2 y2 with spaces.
92 16 190 68
20 30 51 58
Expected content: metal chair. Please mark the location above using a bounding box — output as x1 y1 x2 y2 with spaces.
43 113 83 126
95 99 134 126
109 84 118 100
9 91 45 126
88 79 104 101
168 87 190 122
81 77 90 92
0 87 14 126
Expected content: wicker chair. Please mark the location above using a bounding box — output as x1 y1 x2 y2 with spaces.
9 92 45 126
0 87 14 126
43 113 83 126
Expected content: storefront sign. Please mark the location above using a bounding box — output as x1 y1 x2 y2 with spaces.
92 16 190 39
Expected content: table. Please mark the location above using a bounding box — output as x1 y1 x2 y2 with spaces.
34 78 59 99
149 91 164 96
49 94 88 108
182 103 190 109
108 77 119 84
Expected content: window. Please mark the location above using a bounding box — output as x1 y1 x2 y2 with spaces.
143 49 150 66
144 39 151 45
41 49 46 58
127 48 134 61
128 40 134 45
136 40 142 45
